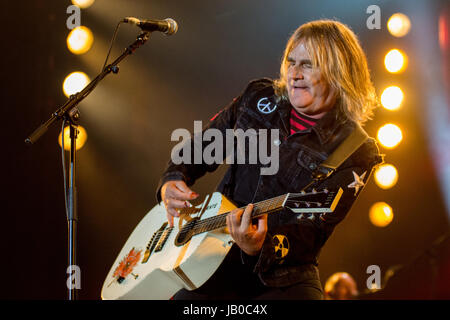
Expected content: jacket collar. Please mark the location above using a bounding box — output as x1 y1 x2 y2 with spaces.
312 105 351 145
277 98 351 145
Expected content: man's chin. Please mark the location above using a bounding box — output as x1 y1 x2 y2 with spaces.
291 104 313 114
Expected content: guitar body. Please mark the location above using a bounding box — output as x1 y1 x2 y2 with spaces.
101 187 342 300
101 192 237 300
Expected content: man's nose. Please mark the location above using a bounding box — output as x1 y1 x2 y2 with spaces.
290 65 304 80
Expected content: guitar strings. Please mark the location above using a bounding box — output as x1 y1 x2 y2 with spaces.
187 195 287 234
178 190 329 235
192 190 327 228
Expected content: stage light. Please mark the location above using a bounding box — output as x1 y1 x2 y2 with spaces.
58 125 88 151
369 202 394 227
71 0 95 9
384 49 408 73
377 123 403 149
63 72 90 97
67 26 94 55
381 86 404 110
374 164 398 189
387 13 411 37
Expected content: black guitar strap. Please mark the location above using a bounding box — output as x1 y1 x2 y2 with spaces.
306 124 369 189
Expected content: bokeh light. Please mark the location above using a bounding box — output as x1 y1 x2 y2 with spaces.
384 49 408 73
377 123 403 149
58 125 88 151
63 72 90 97
369 202 394 227
67 26 94 55
387 13 411 37
381 86 404 110
374 164 399 189
71 0 95 9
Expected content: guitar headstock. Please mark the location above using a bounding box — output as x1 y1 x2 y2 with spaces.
284 188 343 213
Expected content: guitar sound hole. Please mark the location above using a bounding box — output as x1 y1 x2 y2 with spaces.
174 219 197 246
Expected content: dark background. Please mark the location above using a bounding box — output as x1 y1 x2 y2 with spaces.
2 0 449 300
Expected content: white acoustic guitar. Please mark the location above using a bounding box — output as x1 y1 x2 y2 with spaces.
101 188 343 300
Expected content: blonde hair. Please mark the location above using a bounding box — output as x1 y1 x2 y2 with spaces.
274 20 379 125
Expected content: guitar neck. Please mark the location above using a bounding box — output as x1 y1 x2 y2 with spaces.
190 194 288 235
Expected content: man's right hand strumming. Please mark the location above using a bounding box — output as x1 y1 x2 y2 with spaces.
160 180 199 227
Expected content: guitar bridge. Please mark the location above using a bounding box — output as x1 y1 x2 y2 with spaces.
142 222 168 264
154 227 173 252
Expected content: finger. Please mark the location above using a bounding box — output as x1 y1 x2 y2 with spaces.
255 214 268 237
166 207 180 219
166 212 174 227
166 198 190 211
240 204 254 230
226 214 233 235
175 181 199 199
167 185 197 201
230 208 244 227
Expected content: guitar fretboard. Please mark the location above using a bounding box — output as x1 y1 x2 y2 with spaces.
189 194 287 236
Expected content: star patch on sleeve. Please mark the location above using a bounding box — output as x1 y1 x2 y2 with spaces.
347 171 367 196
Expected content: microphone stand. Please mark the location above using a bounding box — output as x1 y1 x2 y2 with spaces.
25 31 151 300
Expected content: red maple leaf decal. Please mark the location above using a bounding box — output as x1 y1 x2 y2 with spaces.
113 247 142 279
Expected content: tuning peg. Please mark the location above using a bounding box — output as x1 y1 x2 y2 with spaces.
312 188 317 194
301 190 306 195
323 188 328 194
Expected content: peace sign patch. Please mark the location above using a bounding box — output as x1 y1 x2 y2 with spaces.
257 97 277 114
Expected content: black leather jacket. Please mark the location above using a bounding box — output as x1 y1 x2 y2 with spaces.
157 78 383 287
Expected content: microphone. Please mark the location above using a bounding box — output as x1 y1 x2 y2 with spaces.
123 17 178 35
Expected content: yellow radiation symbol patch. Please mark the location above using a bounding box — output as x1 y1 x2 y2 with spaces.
273 234 289 261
